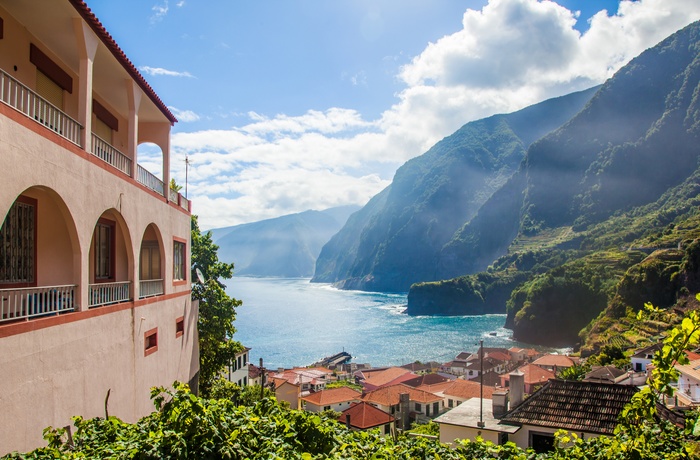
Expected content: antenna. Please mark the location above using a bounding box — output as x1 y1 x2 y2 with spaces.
196 267 205 284
184 155 191 199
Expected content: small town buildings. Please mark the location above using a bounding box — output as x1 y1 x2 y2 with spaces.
418 378 496 410
499 379 638 453
0 0 196 453
402 373 450 388
356 366 416 391
630 343 662 372
301 387 362 413
226 347 251 387
531 354 576 372
582 365 626 384
674 358 700 405
361 383 443 423
463 357 507 381
435 395 519 446
271 367 332 409
338 402 396 435
500 364 555 394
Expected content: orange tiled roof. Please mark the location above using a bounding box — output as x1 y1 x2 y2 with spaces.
514 363 556 385
301 387 362 406
416 381 453 394
485 351 511 362
362 367 413 387
362 384 442 407
532 354 575 368
338 402 395 429
69 1 177 123
443 379 495 400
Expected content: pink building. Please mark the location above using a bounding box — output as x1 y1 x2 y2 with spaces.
0 0 198 453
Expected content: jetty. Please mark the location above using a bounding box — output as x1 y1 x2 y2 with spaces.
314 351 352 368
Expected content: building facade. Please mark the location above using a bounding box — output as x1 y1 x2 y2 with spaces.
0 0 198 453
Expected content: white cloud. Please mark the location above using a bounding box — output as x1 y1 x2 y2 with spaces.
169 107 200 123
151 1 169 23
174 0 700 229
140 66 195 78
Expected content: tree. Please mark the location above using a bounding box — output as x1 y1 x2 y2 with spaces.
191 215 243 395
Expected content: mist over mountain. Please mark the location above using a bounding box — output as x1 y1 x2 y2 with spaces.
312 87 598 292
408 20 700 349
211 206 360 277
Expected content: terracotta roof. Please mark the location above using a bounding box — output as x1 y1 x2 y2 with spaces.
675 359 700 381
338 402 395 429
301 387 361 406
361 367 413 388
511 363 556 385
583 366 626 384
485 351 512 362
455 352 472 361
532 354 576 368
362 384 442 407
443 379 495 400
68 0 177 123
402 373 450 388
416 381 453 394
500 379 638 435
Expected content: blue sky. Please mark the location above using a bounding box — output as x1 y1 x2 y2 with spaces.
88 0 700 229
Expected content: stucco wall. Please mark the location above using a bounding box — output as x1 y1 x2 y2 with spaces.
439 424 501 446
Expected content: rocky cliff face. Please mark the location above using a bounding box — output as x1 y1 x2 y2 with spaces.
312 88 598 292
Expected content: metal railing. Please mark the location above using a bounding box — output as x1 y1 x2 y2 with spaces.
139 279 164 298
0 69 82 146
89 281 131 308
137 164 164 196
0 285 77 323
91 133 132 175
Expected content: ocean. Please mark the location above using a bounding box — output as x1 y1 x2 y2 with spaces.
226 277 544 369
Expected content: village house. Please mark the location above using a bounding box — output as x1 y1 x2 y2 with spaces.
531 354 577 372
226 346 251 387
301 387 362 413
419 378 496 410
463 356 507 381
434 393 518 446
0 0 196 453
674 358 700 405
271 367 332 409
361 383 443 424
338 402 396 435
499 379 638 453
631 343 663 372
500 364 555 394
355 366 416 391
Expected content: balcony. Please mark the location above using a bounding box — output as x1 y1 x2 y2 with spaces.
0 68 81 146
0 67 189 210
139 279 164 299
89 281 131 308
0 285 77 323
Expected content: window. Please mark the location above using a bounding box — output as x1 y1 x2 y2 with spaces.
94 220 114 281
144 328 158 356
36 70 63 109
415 403 421 412
175 316 184 338
93 116 112 144
448 399 453 408
0 197 36 285
323 405 331 411
173 240 186 281
140 242 161 280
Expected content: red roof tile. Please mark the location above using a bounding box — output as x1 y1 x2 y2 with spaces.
301 387 361 406
338 402 395 429
362 384 442 407
68 0 177 123
443 379 495 400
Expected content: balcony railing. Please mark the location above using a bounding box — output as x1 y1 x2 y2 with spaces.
168 187 179 203
0 285 77 323
139 279 164 298
0 68 82 146
91 133 132 175
89 281 131 308
180 196 189 211
137 164 165 195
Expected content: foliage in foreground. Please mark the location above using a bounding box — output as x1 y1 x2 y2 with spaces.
6 301 700 459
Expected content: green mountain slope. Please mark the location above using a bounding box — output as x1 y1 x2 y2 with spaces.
312 87 598 292
211 206 359 277
408 21 700 348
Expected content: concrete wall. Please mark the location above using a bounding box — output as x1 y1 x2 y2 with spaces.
439 424 501 446
0 93 196 454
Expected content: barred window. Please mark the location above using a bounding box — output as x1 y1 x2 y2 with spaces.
173 240 186 281
0 198 36 284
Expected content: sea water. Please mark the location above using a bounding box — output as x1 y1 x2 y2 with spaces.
227 277 540 369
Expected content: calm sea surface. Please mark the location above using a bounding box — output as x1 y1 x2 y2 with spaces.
227 277 546 369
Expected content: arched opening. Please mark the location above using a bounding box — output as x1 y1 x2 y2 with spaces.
139 223 164 298
87 209 132 308
136 142 165 196
0 187 80 322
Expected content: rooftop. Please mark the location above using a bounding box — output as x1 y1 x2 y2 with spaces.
301 387 362 406
500 379 638 435
531 354 576 368
338 402 395 430
362 384 442 407
434 398 519 434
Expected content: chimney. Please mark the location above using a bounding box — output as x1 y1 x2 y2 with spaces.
509 369 525 409
492 389 508 418
399 393 410 430
345 414 351 430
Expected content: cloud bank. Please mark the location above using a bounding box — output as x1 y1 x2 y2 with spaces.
168 0 700 229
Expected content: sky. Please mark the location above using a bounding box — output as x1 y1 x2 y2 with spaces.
87 0 700 230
